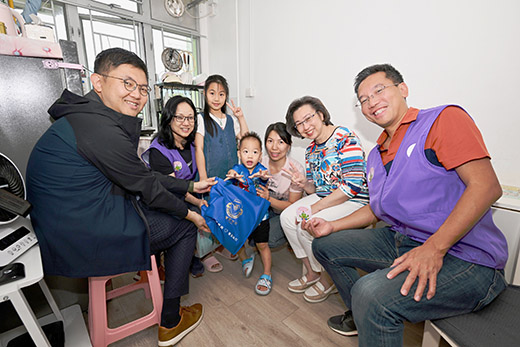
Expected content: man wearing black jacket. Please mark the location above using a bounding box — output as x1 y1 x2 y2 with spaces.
26 48 213 346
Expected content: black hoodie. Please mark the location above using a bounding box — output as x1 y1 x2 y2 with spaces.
27 89 191 277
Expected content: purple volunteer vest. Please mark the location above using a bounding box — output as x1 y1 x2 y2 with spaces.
142 138 198 180
367 105 508 269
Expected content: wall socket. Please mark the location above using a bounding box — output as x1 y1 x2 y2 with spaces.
245 87 256 98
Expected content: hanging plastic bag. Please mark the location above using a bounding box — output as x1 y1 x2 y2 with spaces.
201 178 270 255
194 230 218 259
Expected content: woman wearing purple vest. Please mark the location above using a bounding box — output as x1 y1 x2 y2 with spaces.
142 95 223 276
304 64 508 347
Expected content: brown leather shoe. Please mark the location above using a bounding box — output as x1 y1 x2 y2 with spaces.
158 303 204 346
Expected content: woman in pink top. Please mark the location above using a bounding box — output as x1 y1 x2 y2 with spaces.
257 122 305 248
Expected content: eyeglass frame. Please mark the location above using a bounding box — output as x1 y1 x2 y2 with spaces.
293 112 317 130
97 73 151 97
355 83 400 108
172 114 196 124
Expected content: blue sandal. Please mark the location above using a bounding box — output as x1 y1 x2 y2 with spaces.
255 274 272 296
241 253 255 278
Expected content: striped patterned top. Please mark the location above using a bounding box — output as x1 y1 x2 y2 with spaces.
305 126 369 204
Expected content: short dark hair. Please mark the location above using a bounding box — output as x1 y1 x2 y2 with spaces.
94 47 148 80
238 131 262 149
285 96 333 138
155 95 198 150
354 64 404 96
202 74 229 137
264 122 292 148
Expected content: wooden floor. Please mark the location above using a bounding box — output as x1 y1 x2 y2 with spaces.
93 246 427 346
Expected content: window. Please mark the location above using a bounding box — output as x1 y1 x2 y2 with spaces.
152 28 198 80
152 28 202 122
80 8 141 73
79 8 149 121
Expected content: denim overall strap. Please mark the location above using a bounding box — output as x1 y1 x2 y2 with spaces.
203 114 238 179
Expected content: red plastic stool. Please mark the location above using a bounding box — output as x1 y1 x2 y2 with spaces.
88 255 163 347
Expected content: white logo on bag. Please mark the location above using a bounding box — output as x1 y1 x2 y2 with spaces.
216 221 238 242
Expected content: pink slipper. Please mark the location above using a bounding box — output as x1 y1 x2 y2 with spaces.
215 246 239 261
202 255 223 273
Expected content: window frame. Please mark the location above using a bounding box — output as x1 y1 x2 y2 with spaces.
14 0 201 129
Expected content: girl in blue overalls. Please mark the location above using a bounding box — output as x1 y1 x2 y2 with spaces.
194 74 249 180
194 74 249 260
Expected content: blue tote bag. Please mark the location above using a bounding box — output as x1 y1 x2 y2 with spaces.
201 177 270 255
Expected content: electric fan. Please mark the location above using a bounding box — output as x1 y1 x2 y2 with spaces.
0 152 37 266
161 47 183 72
164 0 185 18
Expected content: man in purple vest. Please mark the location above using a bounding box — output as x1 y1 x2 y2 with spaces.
301 64 508 346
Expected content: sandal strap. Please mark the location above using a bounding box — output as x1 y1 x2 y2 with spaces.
311 282 325 295
241 256 254 266
298 275 319 286
259 274 272 282
257 275 272 290
297 275 308 286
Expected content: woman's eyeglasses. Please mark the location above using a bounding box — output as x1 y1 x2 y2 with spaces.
173 115 195 124
294 112 317 130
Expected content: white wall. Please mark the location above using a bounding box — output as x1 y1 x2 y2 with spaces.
202 0 520 187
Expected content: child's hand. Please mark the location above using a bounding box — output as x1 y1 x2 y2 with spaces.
249 169 272 181
282 162 307 188
226 100 244 118
224 169 245 183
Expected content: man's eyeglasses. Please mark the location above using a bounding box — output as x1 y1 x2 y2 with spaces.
356 83 400 108
294 112 317 130
98 74 151 97
173 115 195 124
